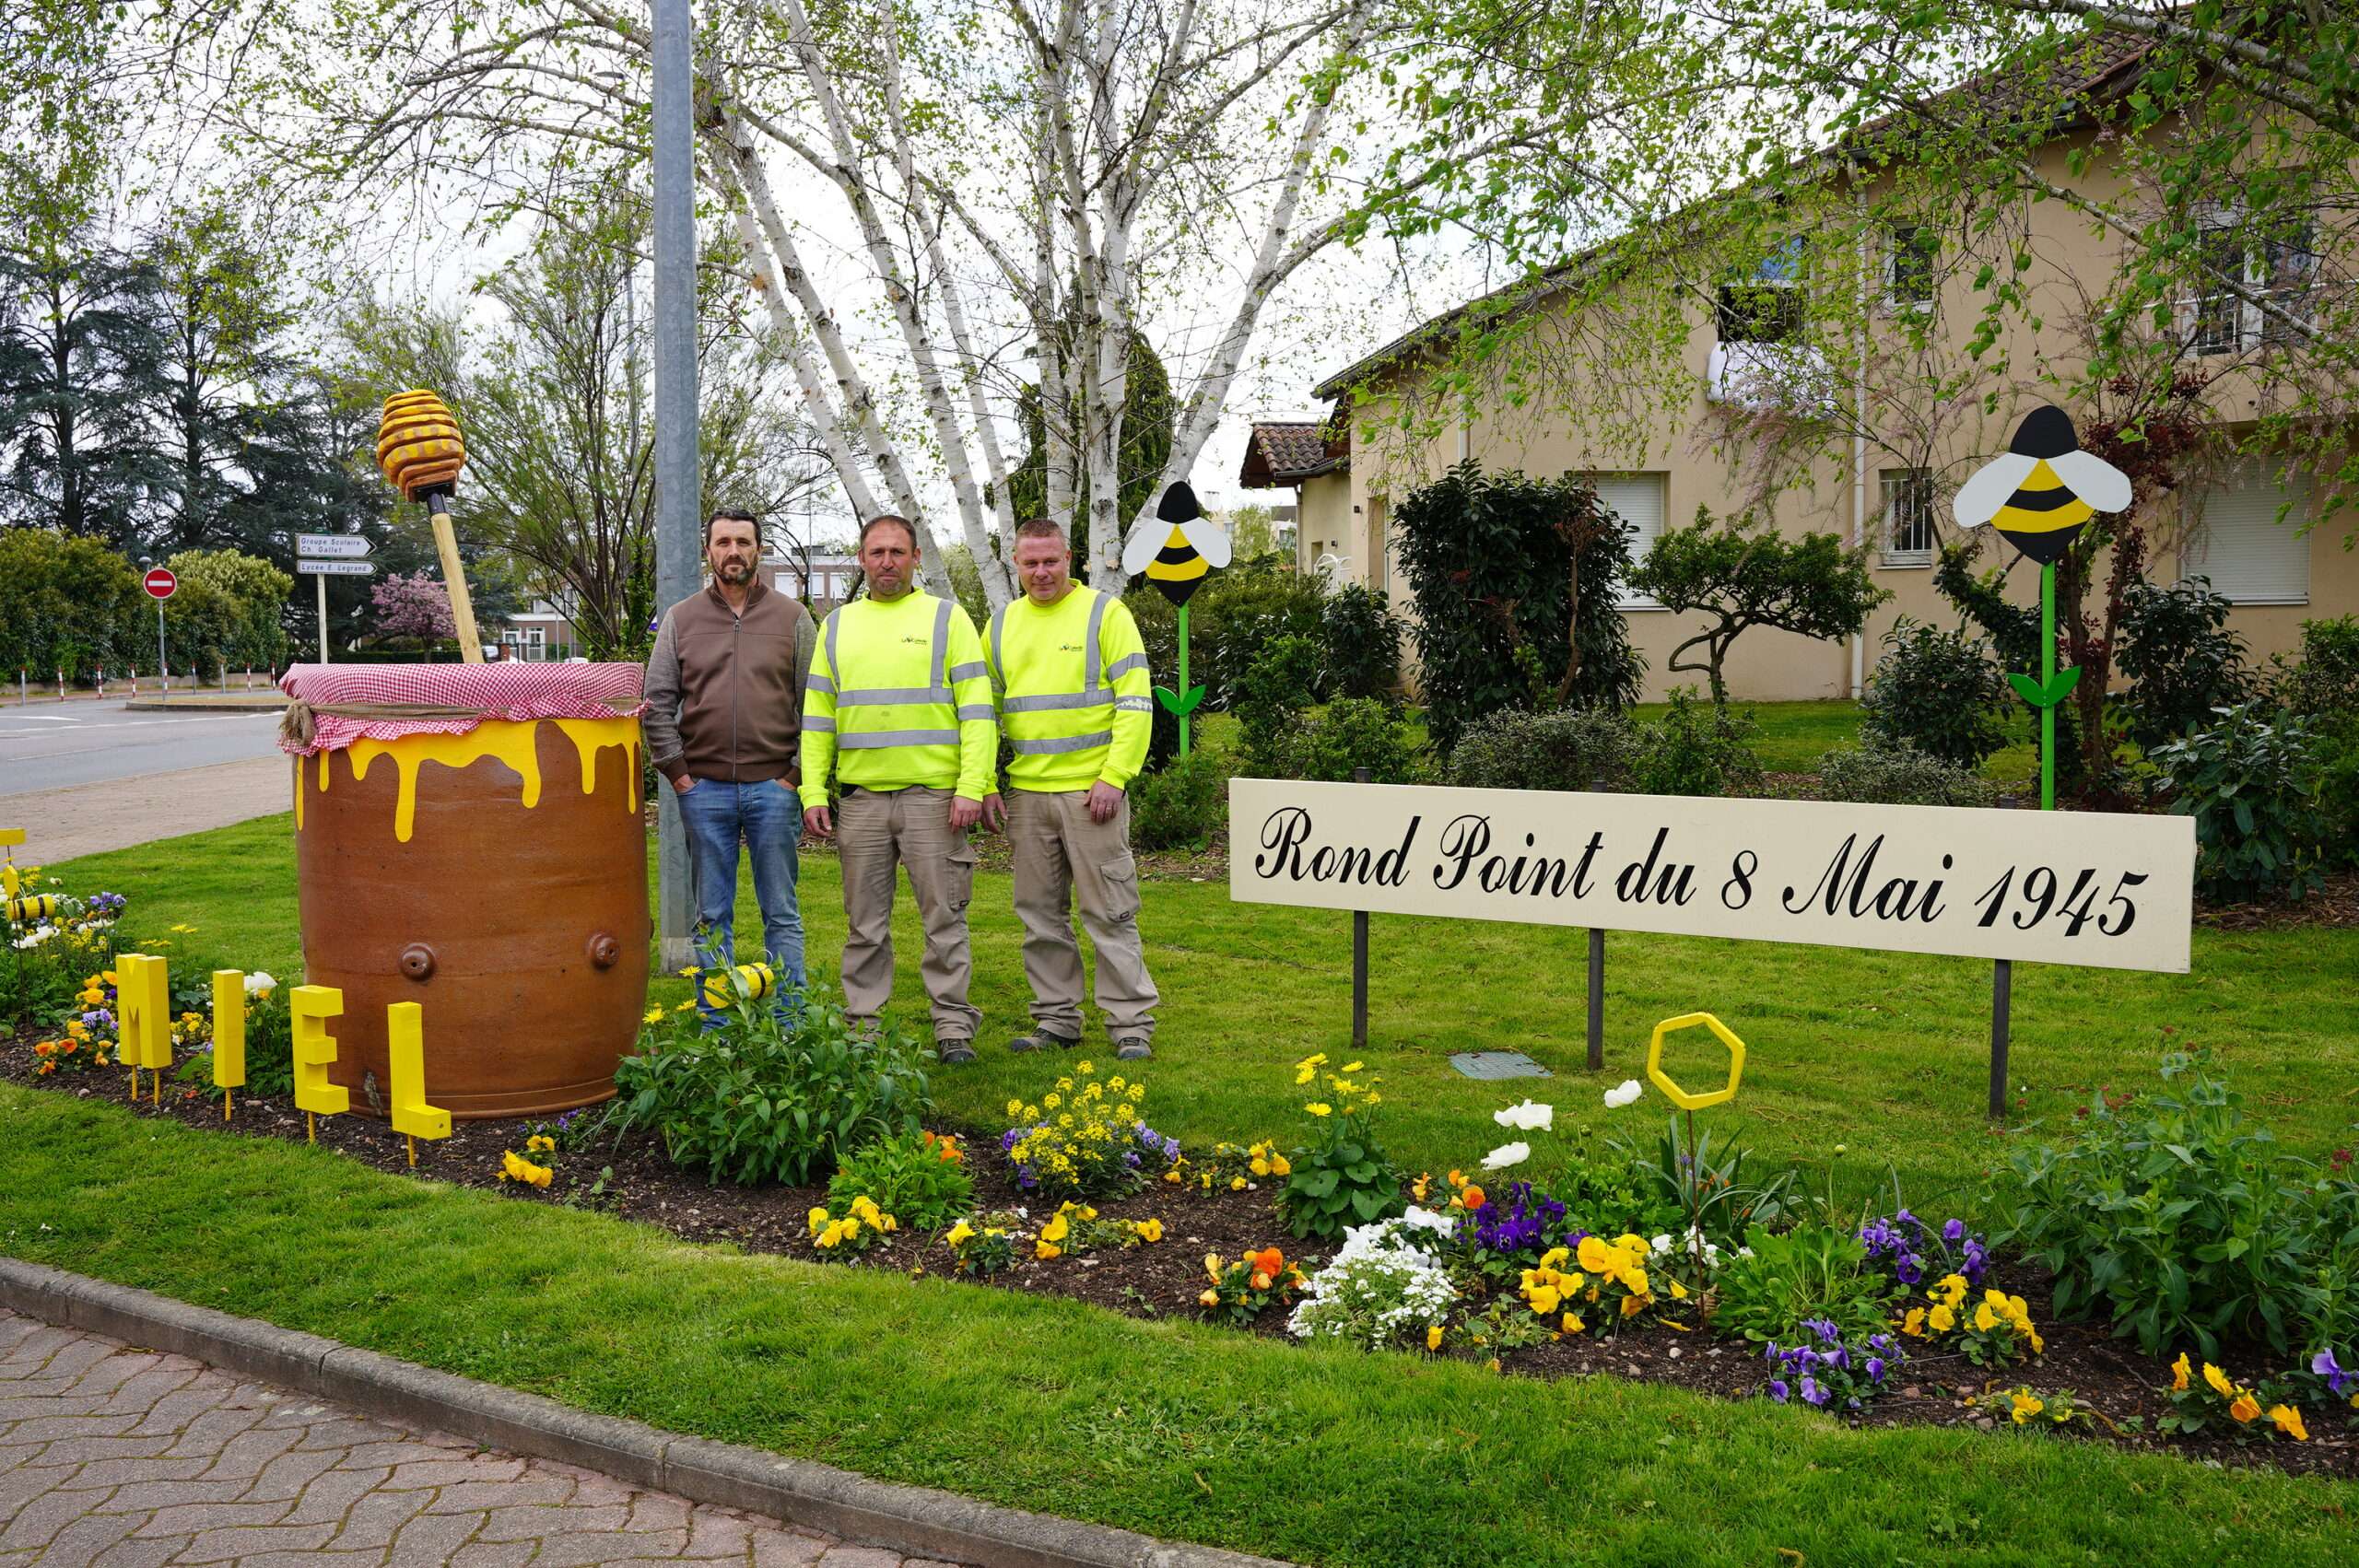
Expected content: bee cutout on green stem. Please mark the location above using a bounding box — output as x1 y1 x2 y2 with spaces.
1123 480 1231 757
1953 406 2131 810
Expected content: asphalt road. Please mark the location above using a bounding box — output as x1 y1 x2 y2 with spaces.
0 699 287 797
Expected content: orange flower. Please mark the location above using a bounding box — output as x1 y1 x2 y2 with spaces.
2270 1404 2309 1442
2229 1393 2261 1424
1460 1184 1487 1212
1250 1271 1273 1291
1250 1246 1285 1279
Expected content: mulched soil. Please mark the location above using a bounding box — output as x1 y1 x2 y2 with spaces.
8 1036 2352 1480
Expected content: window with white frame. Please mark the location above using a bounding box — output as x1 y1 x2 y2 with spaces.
2188 212 2318 356
1590 473 1668 607
1884 225 1936 310
2184 465 2310 604
1880 468 1937 567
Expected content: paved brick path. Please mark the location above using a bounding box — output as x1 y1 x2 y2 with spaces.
0 1310 965 1568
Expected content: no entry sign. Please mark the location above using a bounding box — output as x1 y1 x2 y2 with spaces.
143 568 177 600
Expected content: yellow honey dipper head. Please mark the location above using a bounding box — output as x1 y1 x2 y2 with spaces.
376 390 467 501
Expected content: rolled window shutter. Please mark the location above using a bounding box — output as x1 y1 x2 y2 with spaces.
2187 468 2309 605
1590 474 1669 608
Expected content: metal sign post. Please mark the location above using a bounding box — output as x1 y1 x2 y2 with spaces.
142 566 176 702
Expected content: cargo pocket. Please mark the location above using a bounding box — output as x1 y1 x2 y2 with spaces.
945 838 980 915
1097 851 1141 925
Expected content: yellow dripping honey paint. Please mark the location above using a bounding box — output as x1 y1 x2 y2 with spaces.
303 718 643 842
554 717 643 811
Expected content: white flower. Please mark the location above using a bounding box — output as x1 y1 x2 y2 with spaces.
1397 1205 1456 1239
1649 1234 1674 1257
1602 1079 1644 1109
243 971 276 996
1480 1141 1530 1171
1492 1098 1555 1132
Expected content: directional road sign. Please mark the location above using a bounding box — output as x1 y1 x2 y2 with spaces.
295 559 378 577
296 534 374 559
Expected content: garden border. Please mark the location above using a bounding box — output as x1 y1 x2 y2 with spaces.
0 1256 1293 1568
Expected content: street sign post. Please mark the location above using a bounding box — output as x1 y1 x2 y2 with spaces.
143 568 174 700
297 556 375 662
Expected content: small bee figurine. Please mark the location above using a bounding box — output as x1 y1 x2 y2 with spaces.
1952 404 2132 566
1122 480 1231 606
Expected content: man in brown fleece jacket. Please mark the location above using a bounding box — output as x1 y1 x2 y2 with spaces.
642 509 817 1024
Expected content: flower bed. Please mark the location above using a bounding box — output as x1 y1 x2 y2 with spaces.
6 1024 2353 1480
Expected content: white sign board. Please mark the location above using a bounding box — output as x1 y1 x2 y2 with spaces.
295 534 373 558
295 558 377 577
1229 779 2195 973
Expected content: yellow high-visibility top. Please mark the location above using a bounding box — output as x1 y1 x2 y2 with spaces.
986 585 1154 792
799 591 996 807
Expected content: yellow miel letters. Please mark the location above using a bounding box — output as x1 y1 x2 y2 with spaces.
290 985 350 1135
385 1001 450 1164
210 970 245 1119
115 954 171 1102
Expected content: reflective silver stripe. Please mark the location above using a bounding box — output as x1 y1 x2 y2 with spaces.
804 673 837 695
1104 651 1148 680
1113 696 1154 712
837 686 952 706
839 729 960 748
956 703 995 720
825 606 840 676
947 660 986 682
988 603 1007 681
1083 591 1108 694
1003 691 1115 713
1010 731 1113 755
933 599 953 692
804 715 837 732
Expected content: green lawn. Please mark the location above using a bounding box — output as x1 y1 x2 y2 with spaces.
6 1088 2355 1568
1629 696 2041 783
50 813 2359 1205
17 811 2359 1564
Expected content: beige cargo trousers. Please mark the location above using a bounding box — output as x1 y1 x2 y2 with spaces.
1008 789 1158 1042
836 784 983 1043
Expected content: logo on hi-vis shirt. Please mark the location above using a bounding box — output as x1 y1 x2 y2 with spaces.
1060 641 1083 654
901 634 927 646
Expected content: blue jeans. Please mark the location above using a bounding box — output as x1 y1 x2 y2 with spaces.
676 777 805 1026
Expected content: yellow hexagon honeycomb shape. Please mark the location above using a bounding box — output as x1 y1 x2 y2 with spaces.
1646 1012 1745 1111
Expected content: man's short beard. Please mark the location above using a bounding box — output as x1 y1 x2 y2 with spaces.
717 559 753 581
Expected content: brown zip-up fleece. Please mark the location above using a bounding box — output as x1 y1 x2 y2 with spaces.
641 576 817 788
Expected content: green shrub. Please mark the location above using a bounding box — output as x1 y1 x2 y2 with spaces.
1986 1050 2359 1360
2271 614 2359 722
1444 707 1637 792
1815 743 1998 807
1859 618 2012 767
1320 584 1402 701
1392 462 1645 750
1235 633 1323 776
827 1129 976 1231
2313 720 2359 869
1712 1223 1899 1346
611 986 932 1187
1130 749 1226 850
2118 577 2255 751
1279 698 1427 784
2151 700 2330 902
1632 690 1763 797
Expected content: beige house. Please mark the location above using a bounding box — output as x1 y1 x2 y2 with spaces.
1259 37 2357 703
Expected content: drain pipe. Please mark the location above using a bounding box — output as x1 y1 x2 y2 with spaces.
1850 215 1871 699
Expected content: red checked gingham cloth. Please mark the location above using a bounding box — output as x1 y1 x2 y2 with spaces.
277 663 647 755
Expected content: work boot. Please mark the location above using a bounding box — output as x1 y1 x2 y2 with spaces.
1113 1036 1153 1061
1008 1029 1081 1054
935 1038 978 1066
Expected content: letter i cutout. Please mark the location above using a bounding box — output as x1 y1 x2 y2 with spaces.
117 954 171 1105
290 984 349 1141
211 971 246 1120
385 1002 449 1166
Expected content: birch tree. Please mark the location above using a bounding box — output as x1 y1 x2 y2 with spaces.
196 0 1492 607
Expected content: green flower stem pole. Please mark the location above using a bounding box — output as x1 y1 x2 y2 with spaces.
1177 603 1192 759
2039 563 2056 812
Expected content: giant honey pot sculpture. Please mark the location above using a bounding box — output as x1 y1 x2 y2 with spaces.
285 667 651 1119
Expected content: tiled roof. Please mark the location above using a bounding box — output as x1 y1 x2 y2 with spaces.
1238 421 1346 486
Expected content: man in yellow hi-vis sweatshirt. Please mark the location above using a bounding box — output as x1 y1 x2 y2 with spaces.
983 519 1159 1060
801 516 998 1060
